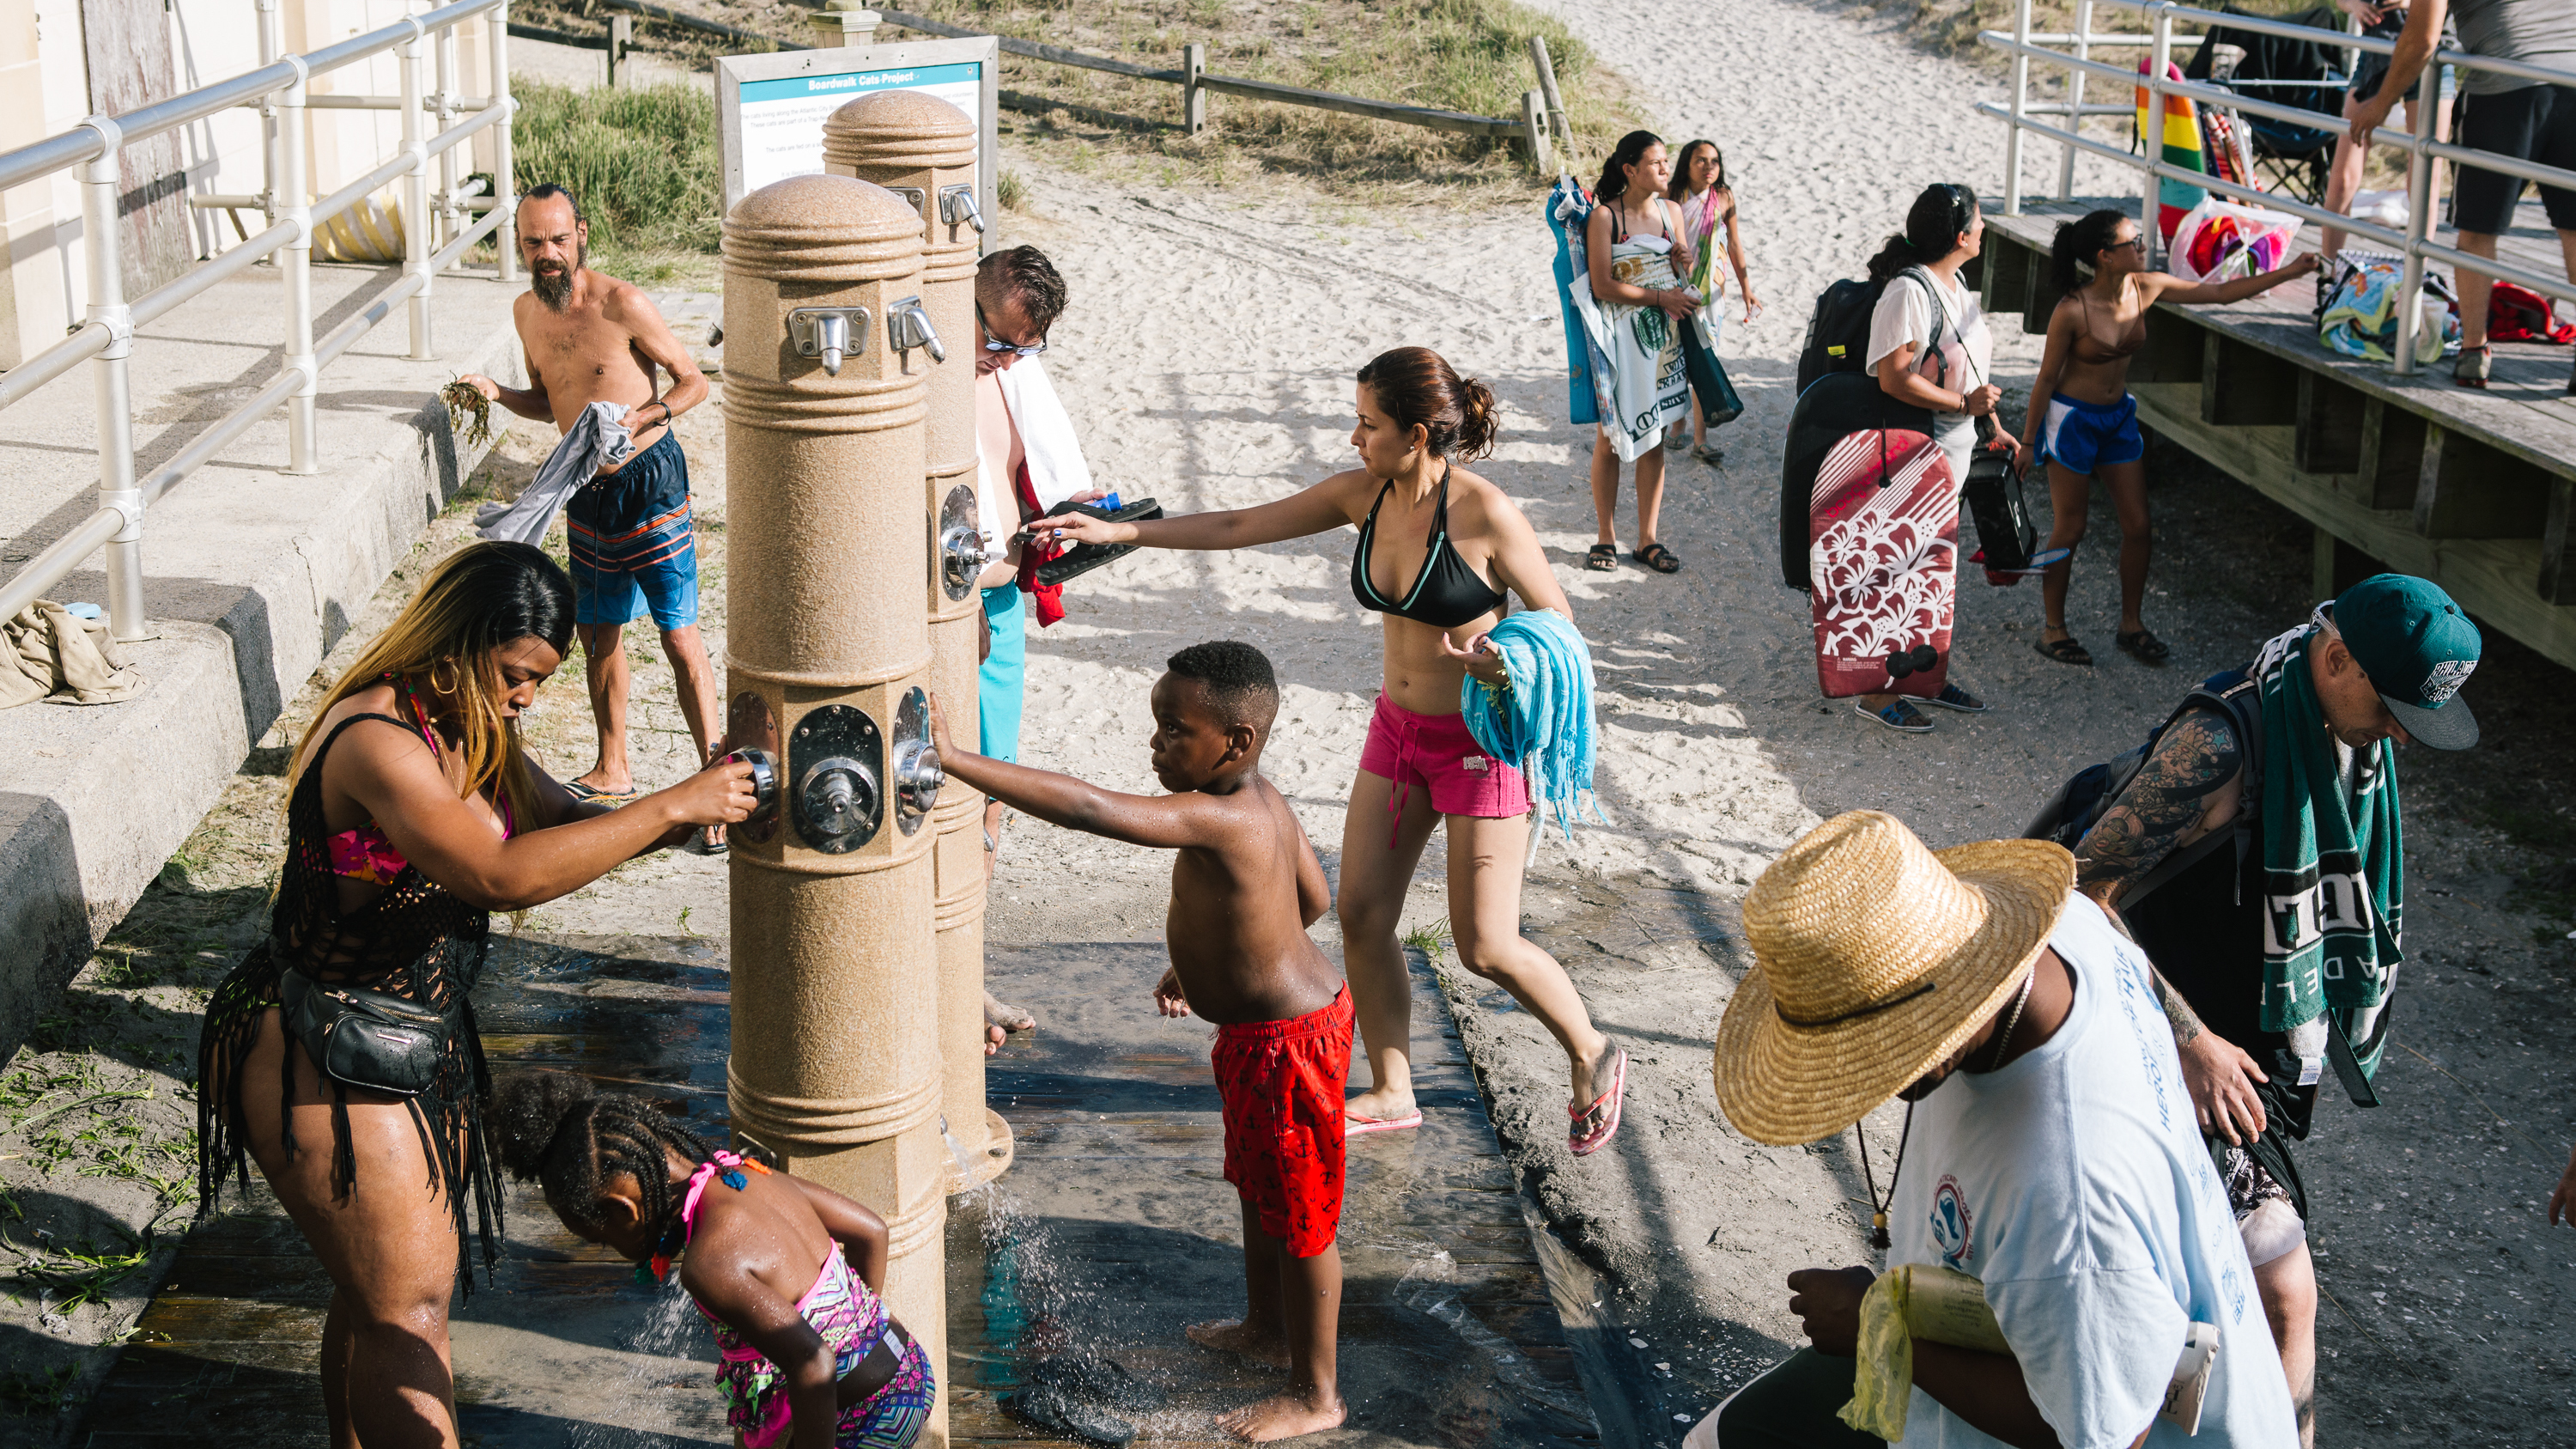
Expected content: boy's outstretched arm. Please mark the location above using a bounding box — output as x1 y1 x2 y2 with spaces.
931 695 1225 849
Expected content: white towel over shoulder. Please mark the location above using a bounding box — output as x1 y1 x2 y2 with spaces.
976 357 1097 548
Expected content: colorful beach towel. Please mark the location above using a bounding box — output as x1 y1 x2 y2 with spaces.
1546 178 1602 428
2320 256 2458 364
2137 60 2208 243
1460 608 1604 845
1552 190 1698 460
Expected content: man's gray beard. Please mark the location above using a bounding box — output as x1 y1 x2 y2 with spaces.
532 253 582 310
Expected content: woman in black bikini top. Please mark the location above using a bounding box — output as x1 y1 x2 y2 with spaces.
1350 461 1507 628
1030 346 1630 1158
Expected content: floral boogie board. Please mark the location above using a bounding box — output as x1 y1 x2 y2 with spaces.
1807 426 1959 699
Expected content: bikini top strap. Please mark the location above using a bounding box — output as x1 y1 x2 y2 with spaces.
1430 460 1455 532
677 1150 774 1244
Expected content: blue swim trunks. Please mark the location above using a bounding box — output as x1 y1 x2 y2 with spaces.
568 431 698 630
2038 391 2146 476
977 585 1026 778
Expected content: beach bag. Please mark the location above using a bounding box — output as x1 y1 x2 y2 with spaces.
2170 197 2301 284
1780 372 1934 591
2320 255 2457 364
1796 277 1886 394
2488 279 2575 344
1682 325 1745 429
1962 438 2041 581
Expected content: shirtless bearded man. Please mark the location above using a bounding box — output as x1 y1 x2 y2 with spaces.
456 184 720 837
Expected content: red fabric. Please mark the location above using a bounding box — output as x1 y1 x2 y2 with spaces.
2487 281 2576 344
1012 460 1069 628
1213 986 1354 1258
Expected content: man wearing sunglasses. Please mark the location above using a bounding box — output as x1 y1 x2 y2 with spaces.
970 245 1103 1044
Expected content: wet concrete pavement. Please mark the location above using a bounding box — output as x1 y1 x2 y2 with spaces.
78 931 1608 1449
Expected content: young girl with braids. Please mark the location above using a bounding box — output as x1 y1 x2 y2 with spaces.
492 1073 936 1449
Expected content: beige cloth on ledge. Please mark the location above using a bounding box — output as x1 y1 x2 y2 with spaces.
1 600 143 709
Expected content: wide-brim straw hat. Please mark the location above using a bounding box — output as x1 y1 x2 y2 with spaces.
1713 811 2075 1146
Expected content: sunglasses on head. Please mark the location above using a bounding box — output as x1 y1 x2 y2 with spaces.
976 301 1048 358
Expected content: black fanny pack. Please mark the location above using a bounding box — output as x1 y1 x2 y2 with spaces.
280 967 455 1097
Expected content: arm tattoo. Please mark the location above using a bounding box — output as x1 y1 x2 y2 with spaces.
2149 965 2208 1045
2074 709 2242 901
2073 709 2242 1042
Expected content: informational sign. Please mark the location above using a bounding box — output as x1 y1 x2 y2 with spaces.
716 37 999 220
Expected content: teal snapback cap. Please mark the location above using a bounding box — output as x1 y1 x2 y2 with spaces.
2330 574 2481 750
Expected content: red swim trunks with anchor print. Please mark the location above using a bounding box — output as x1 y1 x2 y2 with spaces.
1212 985 1355 1257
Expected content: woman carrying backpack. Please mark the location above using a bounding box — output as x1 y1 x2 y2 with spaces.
2019 210 2317 667
1663 138 1759 466
1846 183 2010 733
1583 130 1698 575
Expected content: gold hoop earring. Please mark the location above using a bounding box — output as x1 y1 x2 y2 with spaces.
428 659 460 696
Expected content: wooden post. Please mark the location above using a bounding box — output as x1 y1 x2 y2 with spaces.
1528 35 1570 172
608 14 632 87
1184 43 1206 135
1521 89 1551 175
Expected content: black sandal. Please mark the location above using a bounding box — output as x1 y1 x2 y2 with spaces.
2034 633 2093 667
1634 542 1682 574
2116 628 2172 664
1586 543 1619 571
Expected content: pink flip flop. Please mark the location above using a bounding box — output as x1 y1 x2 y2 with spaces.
1566 1047 1628 1158
1344 1108 1424 1137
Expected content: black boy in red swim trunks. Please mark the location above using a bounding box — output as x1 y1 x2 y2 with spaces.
931 641 1350 1444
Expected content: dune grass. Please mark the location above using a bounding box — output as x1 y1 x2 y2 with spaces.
900 0 1643 199
508 80 724 282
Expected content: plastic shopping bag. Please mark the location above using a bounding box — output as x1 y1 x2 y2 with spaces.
2170 197 2303 285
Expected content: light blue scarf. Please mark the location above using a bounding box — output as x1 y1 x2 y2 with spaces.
1459 609 1605 843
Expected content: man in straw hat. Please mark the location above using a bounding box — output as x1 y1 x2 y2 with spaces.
1704 811 2297 1448
2069 574 2480 1449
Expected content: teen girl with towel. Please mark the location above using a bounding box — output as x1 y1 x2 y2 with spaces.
1581 130 1698 575
1665 138 1760 466
1027 346 1630 1158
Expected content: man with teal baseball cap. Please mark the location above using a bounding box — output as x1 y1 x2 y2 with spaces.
2050 572 2480 1448
2325 572 2482 752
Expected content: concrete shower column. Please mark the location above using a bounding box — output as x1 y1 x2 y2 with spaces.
822 91 1011 1192
720 171 952 1449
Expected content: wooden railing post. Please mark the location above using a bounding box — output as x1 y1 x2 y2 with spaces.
609 15 632 87
1522 88 1550 175
1529 34 1570 172
1184 43 1206 135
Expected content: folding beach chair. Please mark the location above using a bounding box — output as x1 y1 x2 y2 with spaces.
2184 4 2347 206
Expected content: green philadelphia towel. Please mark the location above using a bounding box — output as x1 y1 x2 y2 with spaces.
2253 625 2403 1076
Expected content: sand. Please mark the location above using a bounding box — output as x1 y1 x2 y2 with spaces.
959 3 2576 1441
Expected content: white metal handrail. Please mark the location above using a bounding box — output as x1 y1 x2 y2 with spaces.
1980 0 2576 380
0 0 520 639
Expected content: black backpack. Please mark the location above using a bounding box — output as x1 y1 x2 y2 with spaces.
1795 277 1886 394
2025 669 2265 911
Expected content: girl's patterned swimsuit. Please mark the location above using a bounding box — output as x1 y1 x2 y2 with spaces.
680 1153 938 1449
